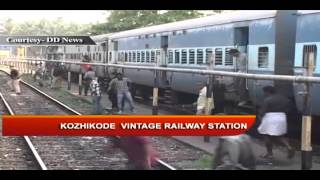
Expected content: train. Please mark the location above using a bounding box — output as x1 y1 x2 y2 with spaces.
30 10 320 118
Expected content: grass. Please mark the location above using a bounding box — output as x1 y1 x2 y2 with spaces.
193 154 214 169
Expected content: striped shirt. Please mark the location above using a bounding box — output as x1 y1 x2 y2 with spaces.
90 80 101 96
109 78 131 93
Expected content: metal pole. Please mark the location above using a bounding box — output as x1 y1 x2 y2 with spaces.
67 65 71 90
152 55 160 115
78 69 82 95
204 53 215 143
6 58 320 84
301 52 314 170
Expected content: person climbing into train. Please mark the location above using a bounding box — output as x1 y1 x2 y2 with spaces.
257 86 295 160
212 134 256 170
108 72 135 114
8 65 21 95
230 48 249 107
89 77 103 115
83 67 96 96
108 136 158 170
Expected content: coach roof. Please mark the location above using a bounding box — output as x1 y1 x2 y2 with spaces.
109 10 277 40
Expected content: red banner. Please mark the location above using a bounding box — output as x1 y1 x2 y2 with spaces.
2 115 256 136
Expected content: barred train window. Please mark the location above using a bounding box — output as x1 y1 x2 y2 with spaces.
303 45 317 69
125 52 128 62
132 52 136 62
197 49 203 64
181 50 187 64
215 48 223 65
225 48 233 66
168 50 173 64
129 52 132 62
141 51 145 62
99 54 101 61
151 51 155 63
205 48 213 64
258 47 269 68
175 50 180 64
189 49 195 64
156 50 161 63
146 51 150 63
137 52 141 62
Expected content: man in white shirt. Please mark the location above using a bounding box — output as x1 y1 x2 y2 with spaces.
196 82 214 115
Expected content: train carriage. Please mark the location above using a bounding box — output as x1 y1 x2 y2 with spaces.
108 10 298 105
293 10 320 116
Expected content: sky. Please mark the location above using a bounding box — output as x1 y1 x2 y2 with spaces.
0 10 109 24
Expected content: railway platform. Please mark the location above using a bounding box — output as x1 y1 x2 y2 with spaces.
2 65 320 170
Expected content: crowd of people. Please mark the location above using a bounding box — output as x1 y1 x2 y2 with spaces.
5 50 297 170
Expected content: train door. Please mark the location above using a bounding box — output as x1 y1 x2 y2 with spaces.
234 26 249 88
160 35 169 86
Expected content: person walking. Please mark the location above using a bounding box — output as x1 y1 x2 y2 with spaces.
213 134 256 170
83 67 95 96
89 77 103 115
109 136 158 170
8 66 21 95
257 86 295 160
195 82 214 115
108 72 135 114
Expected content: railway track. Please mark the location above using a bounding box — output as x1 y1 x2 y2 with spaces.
0 70 176 170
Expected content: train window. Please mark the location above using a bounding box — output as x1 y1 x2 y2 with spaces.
109 52 112 62
99 53 102 61
151 51 155 63
175 50 180 64
303 45 317 69
132 52 136 62
215 48 223 65
168 50 173 64
183 30 187 35
146 51 150 63
156 50 161 62
141 51 145 63
78 47 80 52
93 53 96 60
224 48 233 66
173 31 177 36
196 49 203 64
181 50 187 64
189 49 195 64
258 47 269 68
145 35 149 39
87 46 90 51
153 34 156 38
125 52 128 62
137 52 141 62
129 52 132 62
205 48 213 64
96 53 99 60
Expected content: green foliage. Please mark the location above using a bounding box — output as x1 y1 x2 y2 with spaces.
90 10 224 34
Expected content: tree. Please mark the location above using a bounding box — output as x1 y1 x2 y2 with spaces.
90 10 214 34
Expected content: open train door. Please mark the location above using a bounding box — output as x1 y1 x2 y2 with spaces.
160 35 169 87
